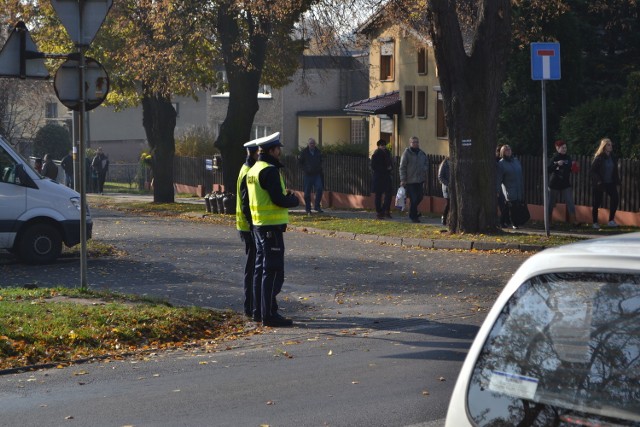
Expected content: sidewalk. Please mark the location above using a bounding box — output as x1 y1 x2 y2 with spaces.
95 193 605 252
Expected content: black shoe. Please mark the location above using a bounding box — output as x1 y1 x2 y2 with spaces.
385 212 392 218
314 208 324 213
263 313 293 327
252 315 262 322
411 218 421 223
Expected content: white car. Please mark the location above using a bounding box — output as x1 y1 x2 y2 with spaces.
446 233 640 426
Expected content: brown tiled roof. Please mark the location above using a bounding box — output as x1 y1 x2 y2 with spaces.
343 90 401 115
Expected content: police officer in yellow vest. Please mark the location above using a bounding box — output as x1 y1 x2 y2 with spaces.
247 132 300 327
236 139 260 321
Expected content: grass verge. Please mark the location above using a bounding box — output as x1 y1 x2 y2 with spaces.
0 287 250 371
84 195 635 248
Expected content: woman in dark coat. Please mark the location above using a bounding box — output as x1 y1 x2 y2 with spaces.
590 138 620 228
371 139 393 219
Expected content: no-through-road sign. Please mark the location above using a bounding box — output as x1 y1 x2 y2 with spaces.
531 42 561 81
50 0 113 46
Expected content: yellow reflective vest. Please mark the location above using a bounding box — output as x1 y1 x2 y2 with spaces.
247 161 289 226
236 163 251 232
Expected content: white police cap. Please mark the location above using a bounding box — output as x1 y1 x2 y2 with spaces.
253 132 282 149
243 139 259 151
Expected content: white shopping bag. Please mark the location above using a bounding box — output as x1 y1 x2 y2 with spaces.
395 186 406 211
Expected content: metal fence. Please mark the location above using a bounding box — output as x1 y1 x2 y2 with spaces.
172 153 640 212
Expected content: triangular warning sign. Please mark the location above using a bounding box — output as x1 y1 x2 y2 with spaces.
0 22 49 79
50 0 113 47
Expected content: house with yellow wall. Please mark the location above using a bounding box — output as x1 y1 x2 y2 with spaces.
345 9 449 157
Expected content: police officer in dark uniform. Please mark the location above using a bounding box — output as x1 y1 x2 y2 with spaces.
236 139 260 321
247 132 300 327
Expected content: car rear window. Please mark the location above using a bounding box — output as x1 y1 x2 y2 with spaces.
467 272 640 426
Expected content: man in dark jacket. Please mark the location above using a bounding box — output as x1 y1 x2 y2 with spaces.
399 136 429 223
298 137 323 214
41 154 58 180
247 132 300 327
371 139 393 219
61 150 74 188
91 147 109 194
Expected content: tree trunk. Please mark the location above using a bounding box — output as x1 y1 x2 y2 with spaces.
427 0 512 233
215 74 262 192
214 1 269 193
142 92 177 203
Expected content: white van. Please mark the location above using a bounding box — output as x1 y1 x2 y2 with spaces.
0 135 92 264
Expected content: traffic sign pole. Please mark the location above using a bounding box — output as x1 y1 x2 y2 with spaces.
79 45 88 289
531 42 561 237
541 80 549 236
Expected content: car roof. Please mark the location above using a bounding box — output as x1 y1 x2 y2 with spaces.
488 232 640 324
507 232 640 291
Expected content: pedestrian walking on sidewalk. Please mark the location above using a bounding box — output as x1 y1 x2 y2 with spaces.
399 136 429 223
497 145 526 229
438 157 451 226
371 139 393 219
298 137 324 214
548 140 578 226
590 137 620 228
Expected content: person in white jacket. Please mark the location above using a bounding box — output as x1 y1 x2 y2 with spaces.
399 136 429 223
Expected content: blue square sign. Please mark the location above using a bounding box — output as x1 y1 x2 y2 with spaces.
531 42 561 80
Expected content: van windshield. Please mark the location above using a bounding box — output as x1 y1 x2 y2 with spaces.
0 136 41 179
467 272 640 426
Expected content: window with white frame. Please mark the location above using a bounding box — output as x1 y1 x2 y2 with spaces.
417 47 428 75
404 85 415 117
416 86 427 118
214 71 228 95
436 91 447 138
258 84 272 98
45 102 58 118
251 125 272 139
213 70 272 99
350 118 368 145
379 39 395 81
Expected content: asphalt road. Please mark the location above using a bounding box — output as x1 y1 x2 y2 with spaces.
0 208 529 427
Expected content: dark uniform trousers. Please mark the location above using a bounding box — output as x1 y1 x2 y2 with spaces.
240 230 259 317
253 227 285 320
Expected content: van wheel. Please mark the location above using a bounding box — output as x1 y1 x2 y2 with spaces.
18 224 62 264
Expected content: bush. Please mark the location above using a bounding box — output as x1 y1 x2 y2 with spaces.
558 98 623 156
175 126 219 157
32 123 71 159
